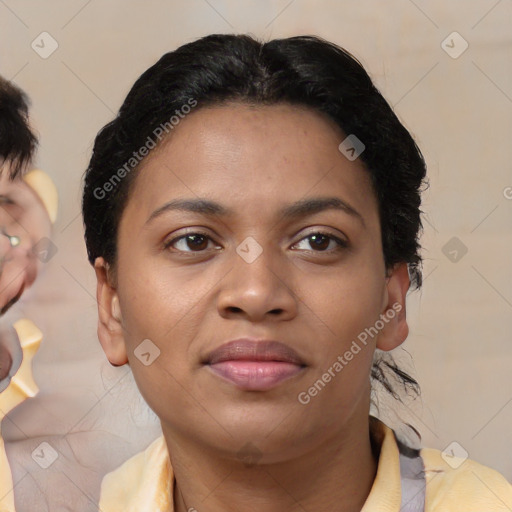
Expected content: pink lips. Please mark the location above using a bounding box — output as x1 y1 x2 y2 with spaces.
205 339 305 391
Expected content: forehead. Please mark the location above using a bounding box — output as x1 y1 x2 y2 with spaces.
122 102 378 227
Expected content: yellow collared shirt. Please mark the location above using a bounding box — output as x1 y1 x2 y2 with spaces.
99 421 512 511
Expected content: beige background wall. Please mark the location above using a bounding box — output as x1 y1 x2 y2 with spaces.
1 0 511 509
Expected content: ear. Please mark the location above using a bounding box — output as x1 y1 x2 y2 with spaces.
94 257 128 366
376 263 410 352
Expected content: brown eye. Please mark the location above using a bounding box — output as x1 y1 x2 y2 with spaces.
186 234 208 251
308 234 330 251
293 232 348 253
165 232 218 253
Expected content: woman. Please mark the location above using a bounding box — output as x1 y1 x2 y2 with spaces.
82 34 512 511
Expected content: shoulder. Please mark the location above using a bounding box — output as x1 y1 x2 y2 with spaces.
99 435 173 512
421 446 512 511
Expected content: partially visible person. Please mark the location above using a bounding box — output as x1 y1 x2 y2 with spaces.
0 75 58 512
0 167 57 318
0 77 57 321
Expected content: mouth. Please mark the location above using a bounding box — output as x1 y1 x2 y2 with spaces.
204 338 306 391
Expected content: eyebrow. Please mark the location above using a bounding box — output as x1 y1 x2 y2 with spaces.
145 196 365 226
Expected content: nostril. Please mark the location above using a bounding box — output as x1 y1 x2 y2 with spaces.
226 306 243 313
0 342 12 382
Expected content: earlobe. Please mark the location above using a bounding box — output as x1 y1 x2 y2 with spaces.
94 257 128 366
376 263 410 352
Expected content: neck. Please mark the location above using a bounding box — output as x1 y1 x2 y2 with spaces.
164 414 379 512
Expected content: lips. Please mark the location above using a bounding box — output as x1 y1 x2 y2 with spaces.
204 339 306 391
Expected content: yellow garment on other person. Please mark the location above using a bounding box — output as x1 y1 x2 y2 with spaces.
99 419 512 511
0 319 43 512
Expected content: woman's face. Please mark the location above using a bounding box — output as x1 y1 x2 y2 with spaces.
96 103 409 461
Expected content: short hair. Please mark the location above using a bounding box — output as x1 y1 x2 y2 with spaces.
0 76 38 179
82 34 427 288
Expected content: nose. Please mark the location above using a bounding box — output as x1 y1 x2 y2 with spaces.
216 240 298 322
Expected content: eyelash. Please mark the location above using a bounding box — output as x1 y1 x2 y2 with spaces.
163 230 348 255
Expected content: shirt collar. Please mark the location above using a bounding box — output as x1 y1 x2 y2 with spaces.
100 418 404 512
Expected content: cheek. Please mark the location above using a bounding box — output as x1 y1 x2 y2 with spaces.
118 274 197 415
299 257 385 395
115 260 212 413
307 260 386 342
129 359 175 414
117 259 207 344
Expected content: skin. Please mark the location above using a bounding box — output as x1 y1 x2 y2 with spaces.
95 103 410 512
0 165 52 386
0 167 52 315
